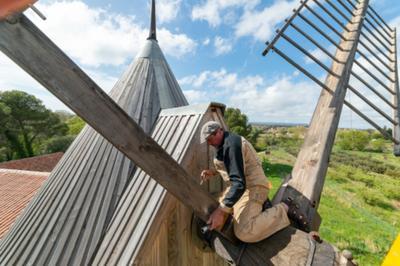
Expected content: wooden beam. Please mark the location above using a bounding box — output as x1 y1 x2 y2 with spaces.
390 29 400 156
278 0 369 230
0 14 218 223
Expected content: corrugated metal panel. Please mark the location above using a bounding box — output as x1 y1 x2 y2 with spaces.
0 39 187 265
93 104 209 265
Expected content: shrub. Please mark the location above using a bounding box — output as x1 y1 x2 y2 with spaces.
367 138 387 153
336 130 370 151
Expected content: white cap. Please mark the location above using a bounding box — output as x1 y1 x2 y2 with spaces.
200 121 221 143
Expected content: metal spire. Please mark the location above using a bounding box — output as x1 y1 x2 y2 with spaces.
147 0 157 40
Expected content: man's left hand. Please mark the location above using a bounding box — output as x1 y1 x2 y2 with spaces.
207 207 229 231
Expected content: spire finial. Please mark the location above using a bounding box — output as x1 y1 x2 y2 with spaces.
147 0 157 40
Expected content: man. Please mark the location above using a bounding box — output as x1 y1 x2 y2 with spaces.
201 121 300 243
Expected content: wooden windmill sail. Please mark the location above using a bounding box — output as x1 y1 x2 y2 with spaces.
262 0 400 233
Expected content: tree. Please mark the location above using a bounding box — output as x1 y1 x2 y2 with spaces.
0 90 68 159
40 135 75 154
0 102 14 161
224 107 252 136
66 115 85 135
54 110 74 122
224 108 263 150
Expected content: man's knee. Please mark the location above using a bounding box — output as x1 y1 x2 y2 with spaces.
234 222 259 243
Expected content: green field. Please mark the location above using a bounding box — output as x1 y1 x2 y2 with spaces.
260 147 400 265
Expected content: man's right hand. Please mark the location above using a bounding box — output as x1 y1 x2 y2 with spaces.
200 169 216 183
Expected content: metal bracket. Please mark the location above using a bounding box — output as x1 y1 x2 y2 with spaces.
280 185 318 231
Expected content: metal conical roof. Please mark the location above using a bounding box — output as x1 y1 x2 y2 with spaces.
0 3 187 264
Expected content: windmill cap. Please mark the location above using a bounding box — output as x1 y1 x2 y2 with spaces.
200 121 221 143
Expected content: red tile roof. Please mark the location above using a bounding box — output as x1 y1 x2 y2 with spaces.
0 152 63 172
0 169 49 239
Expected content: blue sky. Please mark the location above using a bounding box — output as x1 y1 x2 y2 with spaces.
1 0 400 129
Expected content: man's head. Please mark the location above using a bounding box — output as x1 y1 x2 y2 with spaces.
201 121 224 147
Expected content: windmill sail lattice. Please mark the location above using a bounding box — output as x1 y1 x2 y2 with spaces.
263 0 400 149
263 0 400 231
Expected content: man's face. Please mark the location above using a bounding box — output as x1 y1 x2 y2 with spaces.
207 128 224 147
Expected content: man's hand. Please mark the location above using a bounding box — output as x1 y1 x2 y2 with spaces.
207 207 229 231
200 169 216 184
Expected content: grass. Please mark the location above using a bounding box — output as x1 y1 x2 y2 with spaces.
259 146 399 265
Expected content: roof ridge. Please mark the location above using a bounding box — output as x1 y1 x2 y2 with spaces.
0 168 50 176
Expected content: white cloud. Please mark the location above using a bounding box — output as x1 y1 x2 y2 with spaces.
0 54 44 94
305 47 335 65
28 1 146 67
390 16 400 43
235 0 296 41
203 38 210 45
27 0 196 67
192 1 221 27
157 28 197 57
179 71 211 87
179 68 319 123
192 0 298 41
179 64 394 128
157 0 182 24
214 36 233 55
191 0 260 27
183 89 209 104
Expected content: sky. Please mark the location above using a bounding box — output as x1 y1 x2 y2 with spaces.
1 0 400 129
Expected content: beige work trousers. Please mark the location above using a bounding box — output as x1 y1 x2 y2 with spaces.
223 186 290 243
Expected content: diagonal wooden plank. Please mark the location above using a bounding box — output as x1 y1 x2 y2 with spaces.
0 14 218 222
